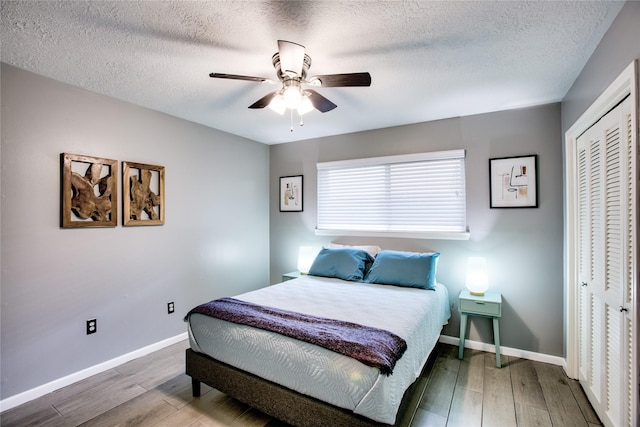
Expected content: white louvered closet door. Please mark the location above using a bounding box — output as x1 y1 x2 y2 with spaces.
576 95 636 427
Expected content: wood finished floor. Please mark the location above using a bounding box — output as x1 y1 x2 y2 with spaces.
1 341 601 427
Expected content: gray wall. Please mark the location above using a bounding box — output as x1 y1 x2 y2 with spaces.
561 0 640 134
270 103 565 356
0 63 270 400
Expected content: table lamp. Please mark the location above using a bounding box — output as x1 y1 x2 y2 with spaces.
297 246 316 274
466 256 489 296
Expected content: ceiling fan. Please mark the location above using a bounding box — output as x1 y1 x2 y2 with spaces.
209 40 371 129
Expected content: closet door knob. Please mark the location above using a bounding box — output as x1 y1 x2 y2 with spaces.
581 282 588 287
619 306 628 313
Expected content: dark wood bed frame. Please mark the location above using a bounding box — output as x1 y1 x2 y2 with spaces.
186 342 440 427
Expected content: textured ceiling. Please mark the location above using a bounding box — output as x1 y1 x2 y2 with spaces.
0 1 625 144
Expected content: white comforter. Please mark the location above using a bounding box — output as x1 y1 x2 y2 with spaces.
187 275 450 424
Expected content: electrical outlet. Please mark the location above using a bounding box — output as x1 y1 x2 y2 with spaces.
86 318 97 335
167 302 175 314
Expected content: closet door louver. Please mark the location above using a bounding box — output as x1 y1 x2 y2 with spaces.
576 96 636 427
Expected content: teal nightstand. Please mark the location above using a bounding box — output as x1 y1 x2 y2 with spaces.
458 289 502 367
282 271 302 282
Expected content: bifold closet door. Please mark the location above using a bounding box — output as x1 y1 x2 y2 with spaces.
576 96 635 427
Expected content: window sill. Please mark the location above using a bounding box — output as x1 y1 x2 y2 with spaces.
315 229 471 241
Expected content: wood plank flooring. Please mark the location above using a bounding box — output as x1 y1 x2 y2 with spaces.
1 341 601 427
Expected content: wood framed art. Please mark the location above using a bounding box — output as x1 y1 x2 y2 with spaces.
279 175 303 212
61 153 118 228
122 161 165 226
489 155 538 208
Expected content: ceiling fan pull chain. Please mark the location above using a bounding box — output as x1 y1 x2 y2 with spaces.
290 109 294 132
299 113 304 127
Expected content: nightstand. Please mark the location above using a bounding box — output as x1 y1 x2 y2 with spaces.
282 271 302 282
458 289 502 368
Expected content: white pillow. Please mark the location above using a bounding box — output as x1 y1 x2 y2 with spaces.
327 243 382 258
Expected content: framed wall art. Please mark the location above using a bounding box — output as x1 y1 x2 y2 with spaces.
280 175 303 212
122 161 165 226
61 153 118 228
489 155 538 208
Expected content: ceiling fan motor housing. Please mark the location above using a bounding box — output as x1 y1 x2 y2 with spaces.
272 52 312 80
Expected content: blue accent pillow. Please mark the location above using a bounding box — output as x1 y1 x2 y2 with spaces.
308 248 374 281
365 250 440 290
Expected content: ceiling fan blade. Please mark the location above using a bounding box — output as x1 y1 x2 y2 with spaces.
248 91 278 109
278 40 305 76
210 73 271 83
306 89 337 113
310 72 372 87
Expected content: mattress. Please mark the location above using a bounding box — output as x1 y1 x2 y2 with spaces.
187 275 450 424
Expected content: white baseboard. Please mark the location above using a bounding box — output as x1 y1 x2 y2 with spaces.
0 332 188 413
439 335 565 367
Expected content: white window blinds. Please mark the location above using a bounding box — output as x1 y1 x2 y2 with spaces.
317 150 467 238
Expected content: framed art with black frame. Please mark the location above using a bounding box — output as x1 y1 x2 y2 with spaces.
489 155 538 208
279 175 303 212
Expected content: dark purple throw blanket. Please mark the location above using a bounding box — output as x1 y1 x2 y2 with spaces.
185 297 407 375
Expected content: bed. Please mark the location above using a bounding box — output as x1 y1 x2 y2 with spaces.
185 248 450 426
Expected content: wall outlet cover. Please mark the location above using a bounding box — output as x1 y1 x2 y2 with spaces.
86 318 97 335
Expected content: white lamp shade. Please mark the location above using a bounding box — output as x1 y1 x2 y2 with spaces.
283 86 302 109
298 95 314 115
268 94 286 115
297 246 317 274
466 257 489 296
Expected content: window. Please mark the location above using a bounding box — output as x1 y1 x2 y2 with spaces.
316 149 469 239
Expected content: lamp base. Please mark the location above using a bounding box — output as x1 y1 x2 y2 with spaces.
469 291 485 296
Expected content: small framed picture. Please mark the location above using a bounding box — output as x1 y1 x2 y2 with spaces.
280 175 303 212
489 155 538 208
